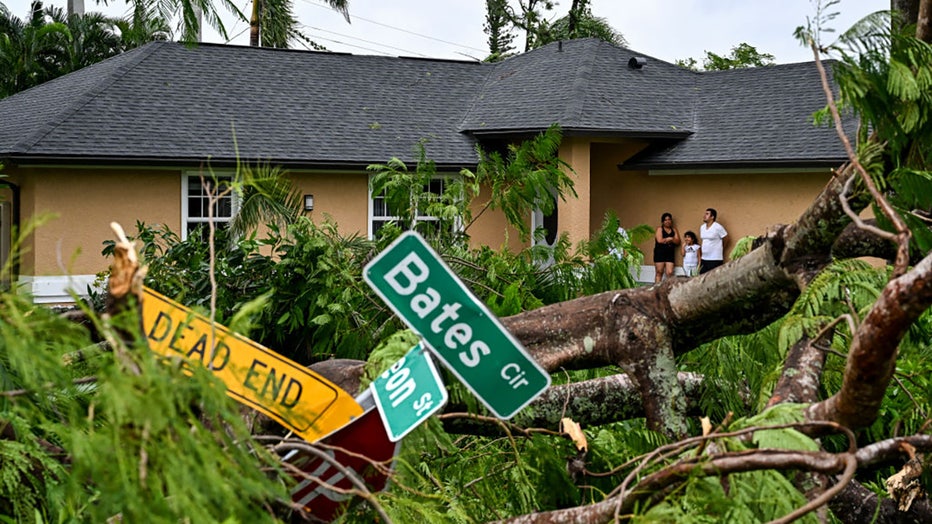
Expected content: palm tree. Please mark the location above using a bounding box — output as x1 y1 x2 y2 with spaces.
0 1 177 99
124 0 241 44
113 3 172 50
534 1 626 48
249 0 349 48
45 5 122 71
0 1 69 98
228 162 304 240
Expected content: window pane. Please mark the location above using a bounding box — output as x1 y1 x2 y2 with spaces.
370 176 456 239
185 175 234 240
428 178 444 195
373 197 387 217
216 197 232 218
187 196 201 218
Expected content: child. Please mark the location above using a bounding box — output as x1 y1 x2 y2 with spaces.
682 231 701 277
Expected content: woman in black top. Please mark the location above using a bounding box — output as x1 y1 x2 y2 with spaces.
653 212 680 283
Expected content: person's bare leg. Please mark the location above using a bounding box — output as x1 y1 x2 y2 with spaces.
664 262 674 280
654 262 664 283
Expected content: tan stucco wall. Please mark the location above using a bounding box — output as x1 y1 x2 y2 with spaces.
6 167 180 275
466 184 526 252
559 138 592 247
7 168 381 276
290 171 369 236
590 143 834 265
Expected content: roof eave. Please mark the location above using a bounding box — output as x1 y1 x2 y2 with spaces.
0 154 477 172
465 127 693 140
618 158 848 172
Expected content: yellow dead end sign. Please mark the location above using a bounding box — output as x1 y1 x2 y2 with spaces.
141 287 363 442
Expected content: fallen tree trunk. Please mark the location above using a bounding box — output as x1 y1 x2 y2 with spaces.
501 164 870 437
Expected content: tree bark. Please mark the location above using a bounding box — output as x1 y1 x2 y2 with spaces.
893 0 921 33
917 0 932 42
767 335 828 407
442 372 706 436
829 478 932 523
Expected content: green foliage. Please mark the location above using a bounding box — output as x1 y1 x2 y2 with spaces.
889 168 932 254
361 330 421 390
538 8 626 48
0 1 172 99
778 259 887 346
468 124 576 242
676 43 775 71
858 306 932 446
637 471 815 524
483 0 516 61
368 141 469 247
737 404 818 451
254 219 392 361
0 414 62 521
634 406 818 523
103 222 273 317
824 10 932 256
684 322 785 417
376 429 581 521
728 235 757 259
498 0 625 52
0 291 291 522
228 161 304 241
113 217 397 363
703 43 776 70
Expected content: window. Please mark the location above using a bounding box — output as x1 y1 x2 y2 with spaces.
181 174 238 241
369 176 455 238
531 189 559 248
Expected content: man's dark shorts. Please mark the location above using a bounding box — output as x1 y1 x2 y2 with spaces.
699 260 723 274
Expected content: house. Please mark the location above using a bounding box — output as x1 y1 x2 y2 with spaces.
0 38 848 303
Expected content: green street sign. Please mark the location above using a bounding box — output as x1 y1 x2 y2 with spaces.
370 343 448 442
364 231 550 419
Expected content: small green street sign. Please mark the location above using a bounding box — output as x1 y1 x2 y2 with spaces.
364 231 550 419
370 343 448 442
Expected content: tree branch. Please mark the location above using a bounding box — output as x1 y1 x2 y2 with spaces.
807 251 932 428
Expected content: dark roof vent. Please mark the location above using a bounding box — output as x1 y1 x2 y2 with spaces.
628 57 647 69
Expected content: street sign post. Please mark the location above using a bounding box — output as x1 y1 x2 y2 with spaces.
364 231 550 419
142 287 363 442
287 407 401 522
371 343 448 441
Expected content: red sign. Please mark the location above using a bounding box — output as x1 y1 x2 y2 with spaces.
287 407 401 521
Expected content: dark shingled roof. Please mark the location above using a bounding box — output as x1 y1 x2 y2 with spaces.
625 61 848 169
461 38 696 137
0 38 849 170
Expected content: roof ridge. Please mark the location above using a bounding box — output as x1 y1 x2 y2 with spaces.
456 57 499 132
560 41 598 125
11 42 166 154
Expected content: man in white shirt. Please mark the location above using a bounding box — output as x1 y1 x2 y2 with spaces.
699 208 728 274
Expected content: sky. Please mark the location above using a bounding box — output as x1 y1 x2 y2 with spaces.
4 0 890 64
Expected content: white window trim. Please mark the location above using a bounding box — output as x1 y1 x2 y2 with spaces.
531 187 559 249
18 274 101 304
367 174 460 239
181 172 240 240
